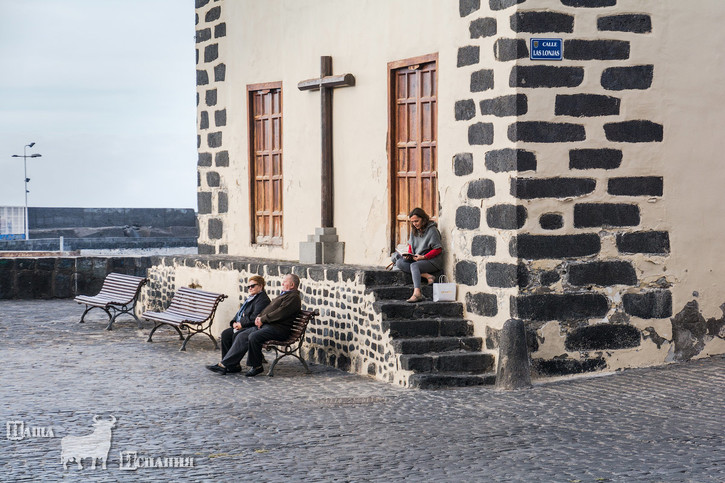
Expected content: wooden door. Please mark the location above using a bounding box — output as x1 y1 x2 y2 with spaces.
248 83 283 245
389 54 438 248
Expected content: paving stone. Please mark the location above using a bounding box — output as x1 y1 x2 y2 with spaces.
1 300 723 481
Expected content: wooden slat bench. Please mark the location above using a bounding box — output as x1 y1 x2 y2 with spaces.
263 309 319 376
74 273 149 330
142 287 227 351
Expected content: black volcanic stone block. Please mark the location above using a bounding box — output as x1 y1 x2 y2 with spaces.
480 94 527 117
608 177 663 196
465 292 498 316
456 260 479 286
456 206 481 230
540 271 561 286
565 324 641 351
489 0 525 10
455 99 476 121
485 148 536 172
205 6 221 22
598 14 651 33
564 40 630 60
485 262 518 288
539 213 563 230
215 109 226 127
623 290 672 319
569 148 622 170
468 122 494 145
470 17 496 38
494 38 528 61
487 204 527 229
196 69 209 85
208 218 223 239
454 153 474 176
508 122 585 143
510 11 573 33
472 235 496 256
467 179 495 199
513 177 595 199
198 152 212 167
604 120 663 142
512 233 600 259
532 357 607 376
601 65 653 91
207 132 222 148
458 46 480 67
204 43 218 62
616 231 670 254
200 111 209 129
206 171 220 187
471 69 494 92
206 89 217 106
214 63 226 82
569 261 637 286
574 203 640 228
510 65 584 88
460 0 480 16
195 28 211 43
215 151 229 167
197 192 212 214
513 293 609 321
555 94 620 117
215 22 226 38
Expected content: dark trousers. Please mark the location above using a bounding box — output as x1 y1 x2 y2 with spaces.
220 327 245 361
221 324 291 368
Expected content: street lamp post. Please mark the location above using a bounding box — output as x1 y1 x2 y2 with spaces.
11 142 42 240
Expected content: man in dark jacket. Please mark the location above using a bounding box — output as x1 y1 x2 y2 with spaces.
219 275 271 364
207 273 302 377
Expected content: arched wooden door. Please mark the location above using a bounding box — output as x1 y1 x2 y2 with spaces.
388 54 438 248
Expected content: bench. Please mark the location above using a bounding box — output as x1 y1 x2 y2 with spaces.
142 287 228 351
74 273 149 330
263 309 319 376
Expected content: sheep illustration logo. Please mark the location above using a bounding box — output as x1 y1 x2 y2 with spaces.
60 415 116 470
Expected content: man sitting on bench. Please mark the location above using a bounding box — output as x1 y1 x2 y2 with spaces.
207 273 302 377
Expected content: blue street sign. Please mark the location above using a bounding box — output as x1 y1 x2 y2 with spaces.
530 38 563 61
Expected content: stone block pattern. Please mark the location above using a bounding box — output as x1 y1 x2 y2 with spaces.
454 0 667 376
196 1 229 254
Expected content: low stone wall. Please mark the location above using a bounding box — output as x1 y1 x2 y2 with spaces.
0 237 197 252
143 256 405 384
0 256 152 299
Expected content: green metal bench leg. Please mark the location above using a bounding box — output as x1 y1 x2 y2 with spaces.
79 306 111 324
147 323 184 343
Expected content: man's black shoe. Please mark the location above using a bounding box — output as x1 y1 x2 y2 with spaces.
207 364 227 375
245 366 264 377
226 365 242 373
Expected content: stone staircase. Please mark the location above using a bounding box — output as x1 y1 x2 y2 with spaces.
364 270 496 389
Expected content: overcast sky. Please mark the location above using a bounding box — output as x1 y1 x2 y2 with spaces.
0 0 197 209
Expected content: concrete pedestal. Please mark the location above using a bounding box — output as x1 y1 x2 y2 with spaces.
299 227 344 264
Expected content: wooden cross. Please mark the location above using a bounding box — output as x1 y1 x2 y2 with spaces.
298 56 355 228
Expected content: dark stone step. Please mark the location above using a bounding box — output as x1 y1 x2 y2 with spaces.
368 285 434 300
362 270 408 287
375 300 464 320
408 373 497 389
382 318 472 338
392 336 482 355
400 351 495 374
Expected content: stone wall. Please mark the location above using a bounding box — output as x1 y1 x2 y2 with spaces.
195 0 229 255
453 0 677 376
143 257 407 384
0 256 152 300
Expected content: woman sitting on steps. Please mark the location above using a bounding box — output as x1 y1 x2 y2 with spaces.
391 207 443 303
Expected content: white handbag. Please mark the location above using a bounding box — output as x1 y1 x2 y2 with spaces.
433 275 456 302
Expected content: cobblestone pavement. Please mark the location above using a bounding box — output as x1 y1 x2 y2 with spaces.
1 299 723 482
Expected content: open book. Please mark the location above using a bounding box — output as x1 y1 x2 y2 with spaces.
395 244 414 261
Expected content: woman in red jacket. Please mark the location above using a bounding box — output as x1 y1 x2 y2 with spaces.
392 207 443 303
